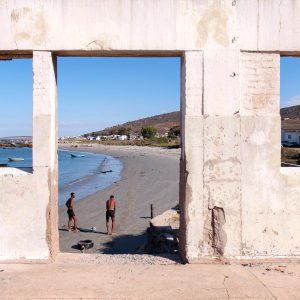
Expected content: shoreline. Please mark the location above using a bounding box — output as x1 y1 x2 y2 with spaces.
58 143 180 203
58 148 123 206
58 143 180 254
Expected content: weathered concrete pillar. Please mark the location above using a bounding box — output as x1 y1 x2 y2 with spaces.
202 49 242 257
240 52 283 257
180 49 242 261
33 51 58 258
179 51 204 261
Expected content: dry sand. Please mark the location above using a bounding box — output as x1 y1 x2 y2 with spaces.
58 144 180 254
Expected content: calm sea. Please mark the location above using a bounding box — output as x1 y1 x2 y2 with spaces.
0 147 123 205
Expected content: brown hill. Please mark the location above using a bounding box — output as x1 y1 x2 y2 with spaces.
86 111 180 136
84 105 300 137
281 105 300 131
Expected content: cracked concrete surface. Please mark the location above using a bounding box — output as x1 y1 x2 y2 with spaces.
1 254 300 299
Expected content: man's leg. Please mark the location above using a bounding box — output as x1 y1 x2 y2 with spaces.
67 217 71 232
112 217 116 234
106 211 109 234
106 221 109 234
74 216 78 232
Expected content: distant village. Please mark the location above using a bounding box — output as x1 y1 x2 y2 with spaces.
59 132 170 142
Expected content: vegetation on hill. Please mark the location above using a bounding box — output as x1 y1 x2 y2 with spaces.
84 111 180 137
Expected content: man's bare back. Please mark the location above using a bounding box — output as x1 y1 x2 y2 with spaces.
106 198 116 210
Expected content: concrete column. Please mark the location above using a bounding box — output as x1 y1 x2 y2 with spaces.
32 51 58 258
179 51 204 261
202 49 242 257
240 52 283 257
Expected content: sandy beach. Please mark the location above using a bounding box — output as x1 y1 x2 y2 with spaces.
58 144 180 254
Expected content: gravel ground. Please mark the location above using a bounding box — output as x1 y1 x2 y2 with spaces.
62 253 183 265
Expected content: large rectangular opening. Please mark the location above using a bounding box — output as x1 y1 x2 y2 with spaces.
0 57 33 173
56 56 181 255
280 56 300 167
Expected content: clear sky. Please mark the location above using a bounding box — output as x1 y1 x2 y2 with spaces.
0 57 180 137
0 56 299 137
280 57 300 108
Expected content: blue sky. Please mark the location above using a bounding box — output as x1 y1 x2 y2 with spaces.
0 56 298 137
280 57 300 108
0 57 180 137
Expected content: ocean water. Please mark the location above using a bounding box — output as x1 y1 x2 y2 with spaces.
0 147 123 205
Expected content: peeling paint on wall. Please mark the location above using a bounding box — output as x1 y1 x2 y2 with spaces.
86 34 119 50
202 206 227 256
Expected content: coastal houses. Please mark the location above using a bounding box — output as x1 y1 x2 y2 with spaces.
281 130 300 145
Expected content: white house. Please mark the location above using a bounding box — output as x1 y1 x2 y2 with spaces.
282 130 300 145
118 135 128 141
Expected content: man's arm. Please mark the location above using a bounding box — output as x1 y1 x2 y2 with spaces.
114 200 116 213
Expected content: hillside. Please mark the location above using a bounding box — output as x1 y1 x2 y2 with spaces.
86 111 180 136
281 105 300 131
84 105 300 137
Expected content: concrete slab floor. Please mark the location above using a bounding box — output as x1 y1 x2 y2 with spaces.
0 254 300 300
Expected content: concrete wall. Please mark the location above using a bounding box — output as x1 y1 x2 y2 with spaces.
0 51 58 261
1 0 300 261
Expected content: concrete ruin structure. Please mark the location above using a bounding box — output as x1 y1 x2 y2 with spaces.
1 0 300 262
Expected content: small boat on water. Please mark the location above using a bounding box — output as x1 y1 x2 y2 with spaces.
8 157 25 162
71 154 85 158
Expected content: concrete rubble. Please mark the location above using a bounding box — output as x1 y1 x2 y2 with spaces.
147 209 180 254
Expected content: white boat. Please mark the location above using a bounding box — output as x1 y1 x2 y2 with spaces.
8 157 24 161
71 154 85 158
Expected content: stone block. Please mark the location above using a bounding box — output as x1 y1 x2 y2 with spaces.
237 0 258 51
203 116 241 256
181 51 203 117
240 52 279 116
32 51 57 170
203 49 240 116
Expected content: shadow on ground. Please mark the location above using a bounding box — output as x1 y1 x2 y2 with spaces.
101 231 148 254
99 231 182 263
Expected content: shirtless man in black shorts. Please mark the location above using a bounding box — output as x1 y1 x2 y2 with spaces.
106 195 116 235
66 192 78 232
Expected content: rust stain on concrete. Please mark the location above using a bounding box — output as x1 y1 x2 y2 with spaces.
10 7 48 46
197 0 230 48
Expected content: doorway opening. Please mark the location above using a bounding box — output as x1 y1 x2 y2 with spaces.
0 57 33 173
280 56 300 167
56 56 181 255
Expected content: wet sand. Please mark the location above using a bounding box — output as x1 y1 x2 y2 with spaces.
58 144 180 253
